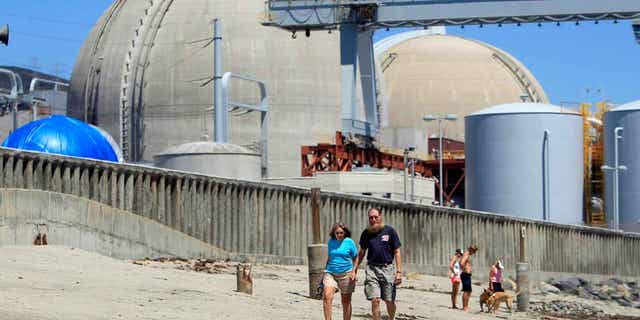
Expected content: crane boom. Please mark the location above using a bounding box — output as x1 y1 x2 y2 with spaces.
265 0 640 30
263 0 640 139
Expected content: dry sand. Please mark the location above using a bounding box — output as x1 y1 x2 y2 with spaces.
0 246 638 320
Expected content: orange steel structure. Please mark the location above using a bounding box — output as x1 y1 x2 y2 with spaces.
581 102 608 226
301 132 465 205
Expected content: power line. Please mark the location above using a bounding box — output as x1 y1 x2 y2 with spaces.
12 31 85 44
12 30 214 47
0 13 96 27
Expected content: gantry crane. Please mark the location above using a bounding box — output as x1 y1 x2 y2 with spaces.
263 0 640 140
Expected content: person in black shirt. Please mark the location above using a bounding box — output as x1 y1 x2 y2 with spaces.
351 208 402 320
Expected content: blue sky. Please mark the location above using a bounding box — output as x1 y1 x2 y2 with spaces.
1 1 638 106
1 1 113 76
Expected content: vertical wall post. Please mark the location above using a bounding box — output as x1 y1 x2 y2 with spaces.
308 187 326 299
311 187 321 243
517 226 530 312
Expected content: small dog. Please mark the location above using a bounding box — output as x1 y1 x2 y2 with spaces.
487 279 521 313
479 288 494 312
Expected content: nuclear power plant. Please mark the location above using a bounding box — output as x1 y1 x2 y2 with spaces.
2 4 640 316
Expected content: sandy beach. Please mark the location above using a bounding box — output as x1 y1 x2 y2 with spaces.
0 246 638 320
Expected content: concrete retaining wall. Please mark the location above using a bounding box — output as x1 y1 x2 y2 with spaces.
0 189 228 260
0 148 639 280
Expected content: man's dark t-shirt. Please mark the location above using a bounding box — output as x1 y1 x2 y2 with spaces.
359 225 401 265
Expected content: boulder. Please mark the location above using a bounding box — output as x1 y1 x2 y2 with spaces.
540 282 561 294
617 284 632 299
597 290 612 301
601 278 624 288
551 279 579 294
585 284 600 296
568 276 589 287
577 287 596 300
618 299 632 307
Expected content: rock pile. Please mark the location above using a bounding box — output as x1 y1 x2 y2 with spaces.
540 277 640 308
530 300 605 318
132 257 234 274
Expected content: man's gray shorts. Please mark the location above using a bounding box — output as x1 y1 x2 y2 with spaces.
364 264 396 301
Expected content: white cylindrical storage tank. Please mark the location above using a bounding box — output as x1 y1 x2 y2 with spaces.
603 101 640 232
465 103 583 224
154 142 261 180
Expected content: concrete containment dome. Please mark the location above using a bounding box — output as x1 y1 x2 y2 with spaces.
154 141 261 180
376 33 548 142
603 100 640 232
69 0 341 177
465 103 583 225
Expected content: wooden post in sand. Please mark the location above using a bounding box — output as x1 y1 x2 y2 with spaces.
236 263 253 295
308 188 327 299
311 188 321 244
516 226 530 312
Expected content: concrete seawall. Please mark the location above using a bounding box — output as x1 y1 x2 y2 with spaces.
0 147 638 281
0 189 228 260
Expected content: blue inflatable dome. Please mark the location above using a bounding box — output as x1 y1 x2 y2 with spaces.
2 115 122 162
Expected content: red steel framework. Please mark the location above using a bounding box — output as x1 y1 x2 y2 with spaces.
301 132 465 205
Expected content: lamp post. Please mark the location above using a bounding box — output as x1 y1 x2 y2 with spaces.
602 126 627 231
423 113 457 206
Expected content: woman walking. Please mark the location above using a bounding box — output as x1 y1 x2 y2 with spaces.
323 222 358 320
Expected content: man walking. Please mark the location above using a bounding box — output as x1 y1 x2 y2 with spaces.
460 244 478 312
351 208 403 320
